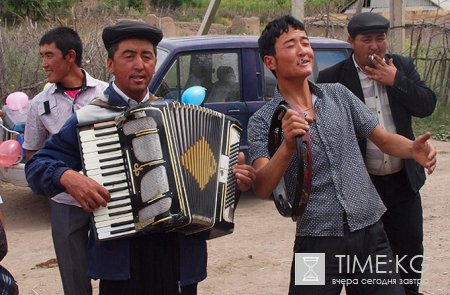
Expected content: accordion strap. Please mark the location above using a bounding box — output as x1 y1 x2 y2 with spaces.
90 98 128 112
90 95 163 111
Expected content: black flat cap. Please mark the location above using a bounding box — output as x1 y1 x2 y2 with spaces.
102 20 163 51
348 12 390 36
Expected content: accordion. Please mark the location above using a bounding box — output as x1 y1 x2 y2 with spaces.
77 102 242 241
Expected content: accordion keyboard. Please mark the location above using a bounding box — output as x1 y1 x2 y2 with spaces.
78 121 137 240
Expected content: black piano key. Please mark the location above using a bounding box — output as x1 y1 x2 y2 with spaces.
102 169 126 177
98 146 121 154
103 179 128 187
97 139 120 147
108 202 131 210
110 219 134 228
94 130 118 138
100 162 125 170
108 187 129 193
110 226 136 235
99 155 123 163
109 209 132 217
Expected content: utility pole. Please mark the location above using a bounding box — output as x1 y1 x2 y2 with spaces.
390 0 405 53
356 0 364 14
198 0 221 35
291 0 304 21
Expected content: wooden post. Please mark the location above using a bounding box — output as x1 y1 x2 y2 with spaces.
0 27 8 101
356 0 363 14
198 0 221 35
291 0 304 22
390 0 405 54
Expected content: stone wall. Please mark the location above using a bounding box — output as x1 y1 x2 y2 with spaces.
143 14 260 37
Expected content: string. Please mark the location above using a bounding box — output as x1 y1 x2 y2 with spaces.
303 106 314 118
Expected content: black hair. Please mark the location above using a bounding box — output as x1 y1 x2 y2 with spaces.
258 15 307 60
39 27 83 67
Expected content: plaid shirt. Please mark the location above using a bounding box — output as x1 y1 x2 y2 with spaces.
248 82 386 236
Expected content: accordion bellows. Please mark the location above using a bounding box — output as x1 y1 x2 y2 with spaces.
77 102 241 241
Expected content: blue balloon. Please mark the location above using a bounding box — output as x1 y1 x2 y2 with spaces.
181 86 206 106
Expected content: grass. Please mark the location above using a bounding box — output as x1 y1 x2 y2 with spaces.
177 0 350 24
413 103 450 142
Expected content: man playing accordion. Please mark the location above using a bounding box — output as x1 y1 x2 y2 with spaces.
26 20 255 295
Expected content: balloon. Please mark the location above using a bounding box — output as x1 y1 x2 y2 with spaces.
0 140 22 167
6 92 29 112
181 86 206 106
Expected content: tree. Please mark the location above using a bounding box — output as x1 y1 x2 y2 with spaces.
1 0 78 20
2 0 45 19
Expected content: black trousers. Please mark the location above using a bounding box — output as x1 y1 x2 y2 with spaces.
180 283 198 295
99 232 180 295
371 171 424 295
289 221 405 295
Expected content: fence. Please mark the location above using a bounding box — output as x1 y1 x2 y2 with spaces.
0 14 449 105
405 22 450 105
306 14 450 105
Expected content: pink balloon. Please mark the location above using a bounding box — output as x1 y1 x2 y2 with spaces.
0 140 22 167
6 92 29 111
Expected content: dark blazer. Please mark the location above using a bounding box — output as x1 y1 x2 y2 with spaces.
317 54 437 193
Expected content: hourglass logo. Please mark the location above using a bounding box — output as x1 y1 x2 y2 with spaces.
295 253 325 285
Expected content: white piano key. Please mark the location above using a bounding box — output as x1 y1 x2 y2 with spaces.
84 156 124 171
94 205 132 218
96 223 135 234
82 142 121 154
81 134 119 147
94 212 134 225
98 229 136 240
107 198 131 208
110 190 130 200
88 171 127 184
83 150 122 162
86 165 125 177
79 132 118 145
104 184 128 193
79 126 118 142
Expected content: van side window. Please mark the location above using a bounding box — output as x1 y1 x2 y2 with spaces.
263 66 276 101
313 50 349 80
184 54 213 90
154 52 240 103
206 53 240 103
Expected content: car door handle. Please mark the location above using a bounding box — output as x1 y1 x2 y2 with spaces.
228 109 241 114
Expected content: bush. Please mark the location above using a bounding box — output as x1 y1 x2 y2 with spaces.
1 0 79 20
0 16 111 100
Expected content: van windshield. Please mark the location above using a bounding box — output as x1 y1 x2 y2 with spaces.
314 50 349 73
156 48 169 72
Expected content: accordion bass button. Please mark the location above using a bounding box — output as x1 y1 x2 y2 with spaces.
218 155 229 183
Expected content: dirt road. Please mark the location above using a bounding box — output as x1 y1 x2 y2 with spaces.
0 140 449 295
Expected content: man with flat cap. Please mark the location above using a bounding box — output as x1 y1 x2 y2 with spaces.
26 19 255 295
25 20 180 294
317 12 436 294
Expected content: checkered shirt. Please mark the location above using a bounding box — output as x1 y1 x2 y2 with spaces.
248 82 386 236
